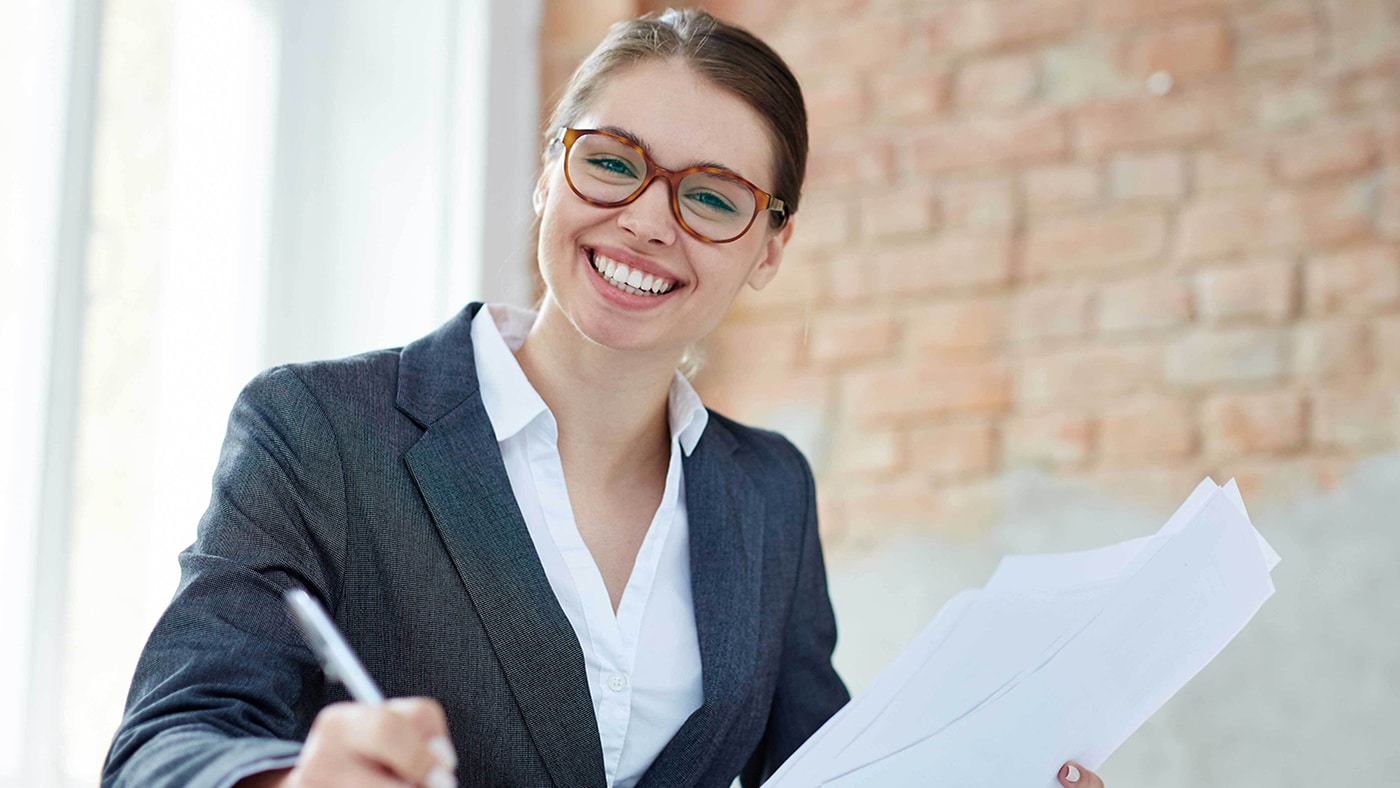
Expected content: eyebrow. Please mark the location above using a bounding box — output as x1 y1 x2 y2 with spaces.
597 125 745 178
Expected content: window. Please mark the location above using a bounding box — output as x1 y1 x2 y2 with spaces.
4 1 539 784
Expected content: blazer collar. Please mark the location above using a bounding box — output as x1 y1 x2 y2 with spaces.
399 304 764 788
399 303 606 787
638 418 764 788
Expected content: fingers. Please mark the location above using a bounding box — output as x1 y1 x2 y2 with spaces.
1059 761 1105 788
295 700 457 788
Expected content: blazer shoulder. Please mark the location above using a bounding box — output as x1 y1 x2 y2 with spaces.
705 409 814 489
238 347 405 418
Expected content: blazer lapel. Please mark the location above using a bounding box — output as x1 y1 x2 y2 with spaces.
639 420 764 788
397 304 606 788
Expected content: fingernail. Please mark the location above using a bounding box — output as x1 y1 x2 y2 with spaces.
426 766 457 788
428 736 457 770
1063 763 1081 783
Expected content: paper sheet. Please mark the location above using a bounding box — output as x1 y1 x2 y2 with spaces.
766 478 1278 788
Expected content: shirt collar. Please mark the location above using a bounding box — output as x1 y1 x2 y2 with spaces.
472 303 709 455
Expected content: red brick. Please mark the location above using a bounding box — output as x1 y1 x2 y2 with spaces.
844 359 1011 422
1076 93 1230 155
1293 319 1373 382
693 371 833 428
1235 2 1320 69
1094 0 1231 26
1165 329 1288 387
1016 346 1161 408
1008 284 1094 344
806 138 896 190
1320 0 1400 65
939 177 1018 232
1123 19 1232 78
1332 59 1400 113
909 111 1069 174
703 319 808 381
1311 388 1400 450
809 313 900 365
907 298 1007 353
1022 164 1102 214
923 0 1082 55
1377 315 1400 381
1176 186 1374 260
858 187 938 240
955 55 1040 110
1273 123 1379 182
829 234 1013 302
1202 392 1306 456
729 257 825 318
1024 209 1168 277
1255 82 1332 131
1041 42 1131 105
1303 246 1400 315
787 197 851 253
807 17 911 74
835 477 937 535
805 74 869 133
1002 413 1095 467
1111 152 1186 201
828 427 902 477
907 421 998 479
1194 258 1298 324
1378 167 1400 241
1098 274 1192 333
1099 399 1196 462
871 66 951 122
1192 148 1271 194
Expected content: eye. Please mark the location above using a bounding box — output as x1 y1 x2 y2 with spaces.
684 189 738 214
584 155 639 179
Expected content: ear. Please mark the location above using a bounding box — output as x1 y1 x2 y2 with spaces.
745 219 795 292
532 169 549 217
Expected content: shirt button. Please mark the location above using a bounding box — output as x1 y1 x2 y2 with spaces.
607 672 628 692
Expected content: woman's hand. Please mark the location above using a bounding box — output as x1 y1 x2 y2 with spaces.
237 698 458 788
1059 761 1105 787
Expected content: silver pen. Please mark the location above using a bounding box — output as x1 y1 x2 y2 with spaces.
284 588 385 704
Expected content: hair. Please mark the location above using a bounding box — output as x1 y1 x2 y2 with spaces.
544 8 809 228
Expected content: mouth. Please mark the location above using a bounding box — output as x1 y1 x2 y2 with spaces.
587 248 678 297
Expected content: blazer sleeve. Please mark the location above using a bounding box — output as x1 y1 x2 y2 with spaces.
102 366 349 788
742 449 851 786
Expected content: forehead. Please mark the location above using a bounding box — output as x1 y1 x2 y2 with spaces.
575 59 776 187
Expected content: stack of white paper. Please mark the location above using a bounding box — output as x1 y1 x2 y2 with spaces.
769 478 1279 788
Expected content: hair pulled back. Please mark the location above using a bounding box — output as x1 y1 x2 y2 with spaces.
545 8 808 227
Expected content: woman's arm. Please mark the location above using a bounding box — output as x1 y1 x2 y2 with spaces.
102 367 348 788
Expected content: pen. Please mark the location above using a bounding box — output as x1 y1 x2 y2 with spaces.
284 588 385 705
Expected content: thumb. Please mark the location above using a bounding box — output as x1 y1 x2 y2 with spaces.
1059 761 1105 788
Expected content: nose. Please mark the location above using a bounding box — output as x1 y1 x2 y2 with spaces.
616 176 678 245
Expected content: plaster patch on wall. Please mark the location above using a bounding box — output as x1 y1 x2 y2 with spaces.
825 454 1400 786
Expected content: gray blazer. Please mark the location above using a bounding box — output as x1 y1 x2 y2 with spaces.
103 303 849 788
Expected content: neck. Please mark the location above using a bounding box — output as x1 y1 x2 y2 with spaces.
513 301 680 484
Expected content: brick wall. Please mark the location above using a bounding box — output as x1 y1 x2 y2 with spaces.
541 0 1400 548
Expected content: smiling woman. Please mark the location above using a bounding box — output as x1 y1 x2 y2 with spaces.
96 9 1100 788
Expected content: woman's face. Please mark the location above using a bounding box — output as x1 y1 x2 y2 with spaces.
534 59 792 357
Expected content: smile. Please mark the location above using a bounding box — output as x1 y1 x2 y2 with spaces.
589 250 677 296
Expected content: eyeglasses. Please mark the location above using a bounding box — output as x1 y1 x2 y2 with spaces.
553 127 787 244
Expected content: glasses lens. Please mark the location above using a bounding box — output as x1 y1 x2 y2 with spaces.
566 133 648 204
677 171 758 242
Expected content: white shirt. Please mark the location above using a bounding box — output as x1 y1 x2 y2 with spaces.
471 304 707 788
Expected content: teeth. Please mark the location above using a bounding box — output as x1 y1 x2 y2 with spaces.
589 251 676 297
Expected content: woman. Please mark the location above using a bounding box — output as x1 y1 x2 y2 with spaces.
103 9 1105 788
